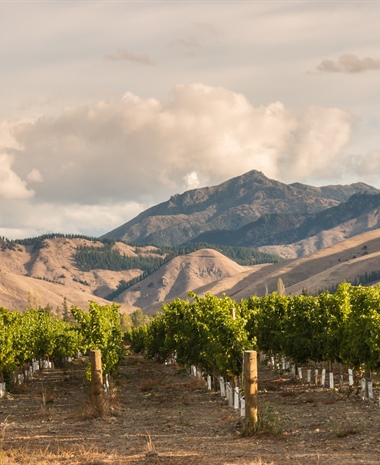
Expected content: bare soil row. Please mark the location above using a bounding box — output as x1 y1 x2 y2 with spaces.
1 354 380 465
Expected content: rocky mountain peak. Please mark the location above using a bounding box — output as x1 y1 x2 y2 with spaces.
103 170 380 246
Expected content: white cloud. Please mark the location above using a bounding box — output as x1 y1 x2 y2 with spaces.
0 154 34 200
282 106 354 180
5 83 356 206
0 120 22 150
53 202 146 237
0 199 145 240
346 150 380 184
2 83 377 238
1 1 380 240
183 171 200 190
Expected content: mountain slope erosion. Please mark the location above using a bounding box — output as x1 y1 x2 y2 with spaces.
194 229 380 301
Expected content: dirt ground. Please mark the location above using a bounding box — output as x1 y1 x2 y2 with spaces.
1 353 380 465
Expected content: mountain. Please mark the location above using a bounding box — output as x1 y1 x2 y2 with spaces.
2 171 380 314
1 231 380 315
189 192 380 251
103 170 379 246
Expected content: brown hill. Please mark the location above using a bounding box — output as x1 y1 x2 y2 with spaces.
0 237 158 312
132 229 380 315
1 231 380 314
0 269 113 312
118 248 257 312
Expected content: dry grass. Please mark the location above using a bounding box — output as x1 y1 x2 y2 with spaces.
40 386 55 413
280 390 297 398
138 378 163 392
0 443 126 465
334 423 358 438
181 377 207 389
77 381 120 419
76 398 103 419
2 354 379 465
240 402 283 437
224 460 275 465
1 415 10 445
322 398 337 405
144 430 155 452
302 396 316 404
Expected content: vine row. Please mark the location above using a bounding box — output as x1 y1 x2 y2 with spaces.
127 283 380 378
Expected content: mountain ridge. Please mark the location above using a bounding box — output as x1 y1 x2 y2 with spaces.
188 192 380 250
2 170 380 314
103 170 380 246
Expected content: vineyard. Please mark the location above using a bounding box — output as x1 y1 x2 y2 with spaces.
1 283 380 464
129 283 380 375
2 282 380 398
0 302 123 390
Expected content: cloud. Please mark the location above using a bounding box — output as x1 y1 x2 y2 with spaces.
56 202 146 236
0 199 145 239
27 169 43 183
183 171 200 190
0 121 22 150
316 54 380 73
169 37 200 58
170 21 222 58
0 154 34 200
346 150 380 183
6 83 355 210
281 106 354 180
104 49 155 66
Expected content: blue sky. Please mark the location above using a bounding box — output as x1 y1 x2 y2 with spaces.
1 1 380 239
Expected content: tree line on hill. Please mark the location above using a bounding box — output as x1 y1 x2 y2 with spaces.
1 233 280 269
75 242 280 272
1 234 281 301
74 242 281 299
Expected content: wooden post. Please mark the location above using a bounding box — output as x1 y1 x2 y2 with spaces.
243 350 258 425
90 350 103 416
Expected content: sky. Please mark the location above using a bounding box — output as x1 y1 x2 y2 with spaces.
1 0 380 239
